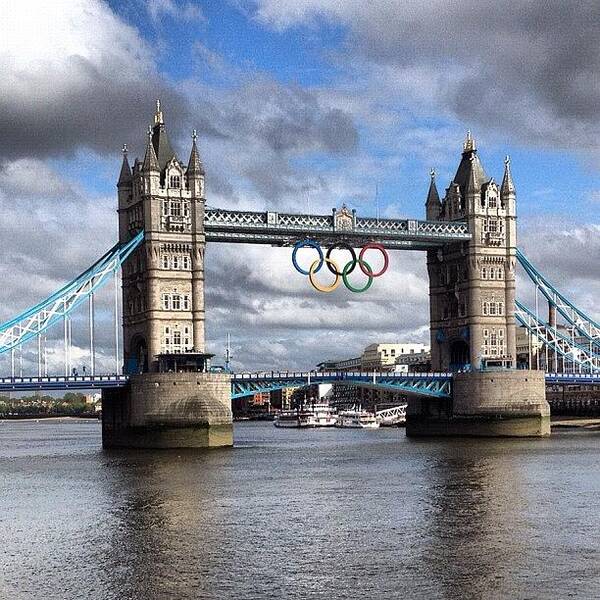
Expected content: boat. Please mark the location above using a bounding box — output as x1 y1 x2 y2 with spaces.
335 409 380 429
274 409 316 428
310 402 338 427
273 401 337 428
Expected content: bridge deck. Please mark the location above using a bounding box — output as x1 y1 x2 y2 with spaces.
0 372 598 394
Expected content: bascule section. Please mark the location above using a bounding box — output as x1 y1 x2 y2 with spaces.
409 133 550 437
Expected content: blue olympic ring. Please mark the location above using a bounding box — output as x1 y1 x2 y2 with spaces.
292 239 324 276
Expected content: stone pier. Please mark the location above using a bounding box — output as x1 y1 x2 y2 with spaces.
102 372 233 449
406 370 550 437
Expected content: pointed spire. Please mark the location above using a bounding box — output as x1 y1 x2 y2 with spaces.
463 154 480 194
187 129 205 177
117 143 132 187
425 169 442 219
142 126 160 172
453 131 487 195
463 129 476 153
426 169 440 205
150 101 177 170
501 155 515 195
154 99 164 125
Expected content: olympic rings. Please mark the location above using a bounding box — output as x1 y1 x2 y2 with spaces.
309 258 341 293
326 243 357 276
292 239 324 275
342 259 373 293
292 239 389 293
359 242 389 277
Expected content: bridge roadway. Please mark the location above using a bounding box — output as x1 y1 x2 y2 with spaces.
0 372 597 396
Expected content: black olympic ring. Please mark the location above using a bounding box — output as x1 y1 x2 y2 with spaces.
325 243 357 276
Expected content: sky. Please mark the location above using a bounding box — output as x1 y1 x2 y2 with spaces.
0 0 599 373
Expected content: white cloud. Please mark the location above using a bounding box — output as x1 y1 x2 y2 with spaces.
146 0 205 23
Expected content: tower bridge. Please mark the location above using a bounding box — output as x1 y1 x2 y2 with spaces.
1 102 599 446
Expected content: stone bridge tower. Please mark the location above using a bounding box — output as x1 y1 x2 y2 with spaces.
117 101 206 373
408 132 549 438
426 133 517 372
104 102 232 449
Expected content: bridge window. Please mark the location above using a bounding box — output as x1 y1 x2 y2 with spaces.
172 295 181 310
173 331 181 346
169 175 181 188
481 267 488 280
170 201 182 216
182 255 190 270
488 195 497 208
172 255 179 269
497 267 504 279
162 294 170 310
162 200 169 216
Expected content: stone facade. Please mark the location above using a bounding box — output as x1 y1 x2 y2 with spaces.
104 102 233 449
102 372 233 448
426 133 517 371
117 101 206 373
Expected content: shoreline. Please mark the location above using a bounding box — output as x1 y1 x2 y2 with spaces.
0 416 100 422
551 416 600 430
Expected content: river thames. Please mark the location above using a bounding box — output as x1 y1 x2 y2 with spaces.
1 420 599 599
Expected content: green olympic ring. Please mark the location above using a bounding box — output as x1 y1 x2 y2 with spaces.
292 241 385 293
342 258 373 293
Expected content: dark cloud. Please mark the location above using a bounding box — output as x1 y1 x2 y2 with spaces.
252 1 600 153
0 1 191 161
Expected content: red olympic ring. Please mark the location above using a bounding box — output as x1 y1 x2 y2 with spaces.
358 243 389 277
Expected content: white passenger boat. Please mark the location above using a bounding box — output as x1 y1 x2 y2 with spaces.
310 402 338 427
274 402 337 428
274 409 315 428
335 409 380 429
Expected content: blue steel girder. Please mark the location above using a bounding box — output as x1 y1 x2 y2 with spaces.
0 232 143 355
204 208 470 250
230 372 452 399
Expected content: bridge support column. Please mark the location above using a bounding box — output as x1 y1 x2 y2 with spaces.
102 372 233 449
406 370 550 437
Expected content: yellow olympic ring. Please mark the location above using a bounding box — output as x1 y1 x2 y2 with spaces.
308 258 341 293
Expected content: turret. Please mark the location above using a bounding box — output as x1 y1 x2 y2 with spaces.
117 144 132 189
186 129 205 197
501 155 516 215
425 169 441 220
141 126 160 194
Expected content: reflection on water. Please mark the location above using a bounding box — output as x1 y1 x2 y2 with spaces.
1 420 600 599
